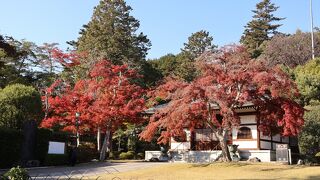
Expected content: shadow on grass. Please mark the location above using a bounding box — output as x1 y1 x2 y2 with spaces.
259 164 318 174
220 162 251 167
191 163 211 167
260 168 283 172
190 162 251 168
108 160 145 163
305 175 320 180
275 175 320 180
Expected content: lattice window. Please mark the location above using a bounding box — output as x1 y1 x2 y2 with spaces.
195 129 218 141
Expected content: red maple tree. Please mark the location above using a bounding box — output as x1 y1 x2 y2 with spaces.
140 45 304 161
41 58 146 160
86 60 145 160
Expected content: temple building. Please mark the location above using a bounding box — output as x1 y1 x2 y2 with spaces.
144 103 298 162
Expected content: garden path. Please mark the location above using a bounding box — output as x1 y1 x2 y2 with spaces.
26 161 168 179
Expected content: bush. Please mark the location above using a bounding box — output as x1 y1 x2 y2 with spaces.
315 152 320 164
137 152 145 160
43 154 68 166
3 166 30 180
35 128 52 165
0 84 43 130
299 106 320 158
109 151 121 159
0 128 23 168
119 151 134 160
77 142 99 163
51 131 72 142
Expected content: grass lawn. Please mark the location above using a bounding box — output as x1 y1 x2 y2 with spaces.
94 162 320 180
108 159 145 163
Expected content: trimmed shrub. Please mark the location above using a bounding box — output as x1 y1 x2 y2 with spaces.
44 154 68 166
3 166 30 180
0 84 43 130
119 151 134 160
109 151 121 159
0 128 23 168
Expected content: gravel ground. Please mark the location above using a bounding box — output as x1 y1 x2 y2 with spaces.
25 162 167 179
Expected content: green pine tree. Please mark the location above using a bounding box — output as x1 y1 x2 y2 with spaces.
176 30 216 82
76 0 151 68
181 30 216 59
240 0 284 58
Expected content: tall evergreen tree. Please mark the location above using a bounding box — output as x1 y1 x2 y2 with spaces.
176 30 216 82
76 0 151 69
181 30 216 59
149 54 178 77
0 35 38 88
240 0 284 58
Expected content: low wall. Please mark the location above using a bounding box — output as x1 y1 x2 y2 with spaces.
145 150 276 162
239 150 276 162
186 151 222 163
145 151 162 161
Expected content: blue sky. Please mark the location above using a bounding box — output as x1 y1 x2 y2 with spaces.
0 0 319 59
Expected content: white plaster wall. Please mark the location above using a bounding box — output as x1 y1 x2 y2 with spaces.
232 125 257 140
260 141 272 149
167 150 276 162
233 140 257 149
184 129 191 141
240 115 256 124
171 142 190 150
186 151 222 163
239 150 276 162
145 151 161 161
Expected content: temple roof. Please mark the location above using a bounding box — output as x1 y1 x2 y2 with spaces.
144 102 255 115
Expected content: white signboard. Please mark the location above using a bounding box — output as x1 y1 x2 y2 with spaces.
48 141 65 154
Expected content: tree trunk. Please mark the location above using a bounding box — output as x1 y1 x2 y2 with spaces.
99 128 111 161
118 134 121 151
97 127 101 151
216 129 232 162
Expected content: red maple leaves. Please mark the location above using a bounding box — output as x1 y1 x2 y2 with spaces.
40 59 146 135
140 45 304 144
40 45 304 156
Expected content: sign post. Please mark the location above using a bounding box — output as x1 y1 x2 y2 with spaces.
276 144 289 163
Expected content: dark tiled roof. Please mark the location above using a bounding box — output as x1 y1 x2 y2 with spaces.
144 102 255 114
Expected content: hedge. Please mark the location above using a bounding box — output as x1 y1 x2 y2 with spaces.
0 128 23 168
51 131 72 142
44 154 68 166
77 142 99 163
0 127 100 167
35 128 52 165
